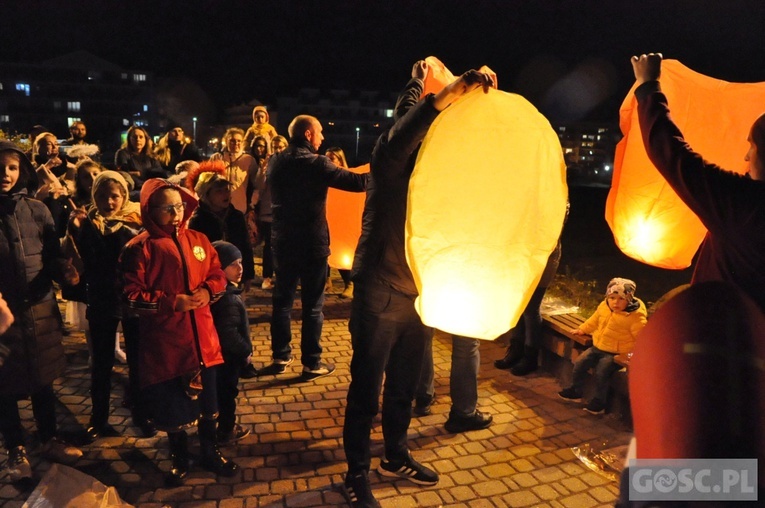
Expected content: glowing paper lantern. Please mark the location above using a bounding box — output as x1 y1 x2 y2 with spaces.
607 59 765 269
327 164 369 270
406 88 567 340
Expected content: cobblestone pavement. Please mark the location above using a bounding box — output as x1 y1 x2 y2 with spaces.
0 282 631 507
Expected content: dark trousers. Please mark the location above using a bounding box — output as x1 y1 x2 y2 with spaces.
88 314 142 427
200 366 219 420
257 221 273 278
514 285 547 348
216 362 241 434
0 385 57 449
270 255 327 369
343 280 431 474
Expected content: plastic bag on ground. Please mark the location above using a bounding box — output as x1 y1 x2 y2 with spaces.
23 463 133 508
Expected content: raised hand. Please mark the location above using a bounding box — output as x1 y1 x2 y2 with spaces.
631 53 663 86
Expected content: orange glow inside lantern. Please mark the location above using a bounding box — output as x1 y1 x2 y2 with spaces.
326 164 369 270
406 88 567 340
607 59 765 269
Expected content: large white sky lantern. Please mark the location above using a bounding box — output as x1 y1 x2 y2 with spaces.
406 88 568 340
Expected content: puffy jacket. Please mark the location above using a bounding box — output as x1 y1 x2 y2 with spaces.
0 143 70 396
579 298 648 354
210 282 252 365
120 179 227 387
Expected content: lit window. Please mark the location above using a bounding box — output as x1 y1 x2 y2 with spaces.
385 109 393 118
67 101 81 112
121 73 128 80
53 101 62 110
143 104 148 112
0 115 9 123
67 117 81 126
15 83 30 96
123 119 130 126
133 74 146 83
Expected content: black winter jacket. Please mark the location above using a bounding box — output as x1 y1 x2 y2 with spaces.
210 282 252 365
188 202 255 283
352 79 439 296
0 193 69 396
268 139 368 263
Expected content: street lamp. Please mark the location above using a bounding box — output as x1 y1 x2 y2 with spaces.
192 117 197 140
355 127 360 160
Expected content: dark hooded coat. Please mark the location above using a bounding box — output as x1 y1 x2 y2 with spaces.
0 141 70 396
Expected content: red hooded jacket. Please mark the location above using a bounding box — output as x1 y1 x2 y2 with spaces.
120 179 227 387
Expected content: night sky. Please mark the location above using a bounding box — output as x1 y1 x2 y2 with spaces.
4 0 765 123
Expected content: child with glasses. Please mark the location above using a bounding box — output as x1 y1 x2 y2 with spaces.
120 178 238 486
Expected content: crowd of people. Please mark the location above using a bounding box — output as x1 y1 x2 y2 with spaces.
1 54 764 507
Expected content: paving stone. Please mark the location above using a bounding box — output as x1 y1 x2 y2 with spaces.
0 288 632 506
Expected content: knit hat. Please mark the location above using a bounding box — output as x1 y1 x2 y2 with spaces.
212 241 242 269
606 277 637 303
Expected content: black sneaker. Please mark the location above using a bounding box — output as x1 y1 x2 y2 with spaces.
584 398 606 415
258 356 294 376
239 364 259 379
413 395 434 417
343 470 381 508
217 424 250 445
377 452 439 486
302 362 336 380
558 387 583 402
444 410 493 433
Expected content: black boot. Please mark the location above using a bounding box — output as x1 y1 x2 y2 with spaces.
511 346 539 376
198 419 239 477
166 431 189 487
494 334 524 370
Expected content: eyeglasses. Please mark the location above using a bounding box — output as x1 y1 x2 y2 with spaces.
153 203 186 214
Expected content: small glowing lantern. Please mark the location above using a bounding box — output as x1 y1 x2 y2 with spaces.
327 164 369 270
607 59 765 269
406 88 567 340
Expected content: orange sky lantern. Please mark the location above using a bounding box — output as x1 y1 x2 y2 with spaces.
326 164 369 270
607 59 765 269
406 85 567 341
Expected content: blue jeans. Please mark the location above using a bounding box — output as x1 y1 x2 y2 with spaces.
570 346 621 402
270 255 327 369
343 280 431 474
417 335 480 417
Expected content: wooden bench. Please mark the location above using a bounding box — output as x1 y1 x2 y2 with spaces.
540 312 591 362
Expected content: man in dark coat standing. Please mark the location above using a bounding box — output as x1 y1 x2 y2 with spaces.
341 62 495 507
263 115 368 380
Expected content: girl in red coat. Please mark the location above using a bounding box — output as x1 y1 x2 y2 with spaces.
120 178 238 485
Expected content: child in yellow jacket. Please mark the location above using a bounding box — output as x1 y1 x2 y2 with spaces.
558 277 647 414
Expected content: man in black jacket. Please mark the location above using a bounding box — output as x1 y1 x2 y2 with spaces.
341 61 494 507
264 115 368 380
